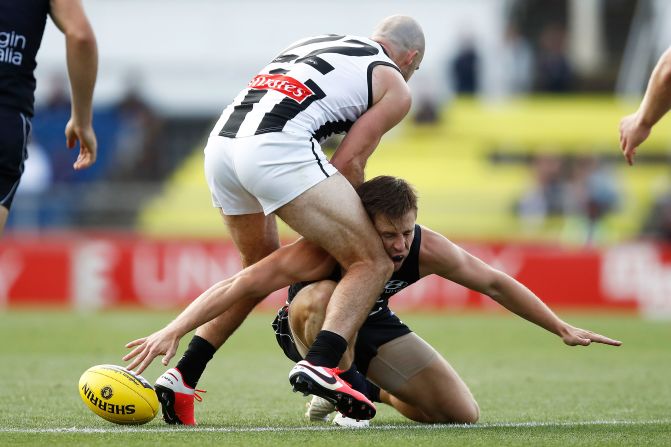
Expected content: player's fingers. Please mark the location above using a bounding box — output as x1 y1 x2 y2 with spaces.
125 349 147 372
135 352 156 375
163 344 177 366
66 133 76 149
122 344 146 362
623 145 635 166
589 333 622 346
74 151 92 170
125 337 147 349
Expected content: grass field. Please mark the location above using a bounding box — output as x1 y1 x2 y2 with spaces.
0 310 669 446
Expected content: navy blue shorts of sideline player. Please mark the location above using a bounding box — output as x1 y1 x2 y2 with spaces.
0 106 30 210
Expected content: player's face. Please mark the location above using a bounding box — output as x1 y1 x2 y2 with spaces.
372 210 417 271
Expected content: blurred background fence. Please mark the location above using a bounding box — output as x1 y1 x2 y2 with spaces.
4 0 671 316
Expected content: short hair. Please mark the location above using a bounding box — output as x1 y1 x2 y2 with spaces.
371 15 425 58
356 176 418 220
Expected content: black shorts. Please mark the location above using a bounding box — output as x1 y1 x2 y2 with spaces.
271 305 412 375
0 107 31 210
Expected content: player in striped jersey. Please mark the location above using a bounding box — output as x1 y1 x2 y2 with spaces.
125 16 425 424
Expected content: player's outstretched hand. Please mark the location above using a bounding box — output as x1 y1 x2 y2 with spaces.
123 326 181 375
619 113 650 166
560 324 622 347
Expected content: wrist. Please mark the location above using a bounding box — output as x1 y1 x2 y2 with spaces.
556 321 571 338
636 111 655 129
165 320 187 339
70 109 93 128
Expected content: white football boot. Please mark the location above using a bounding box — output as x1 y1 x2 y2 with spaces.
333 412 371 428
154 368 205 425
305 395 336 422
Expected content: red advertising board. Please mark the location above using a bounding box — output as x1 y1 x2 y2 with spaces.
1 234 667 316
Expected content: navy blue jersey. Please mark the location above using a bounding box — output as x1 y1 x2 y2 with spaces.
287 224 422 319
0 0 50 116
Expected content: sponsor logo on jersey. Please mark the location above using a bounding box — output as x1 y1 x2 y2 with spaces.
0 30 26 66
248 74 314 103
384 279 409 294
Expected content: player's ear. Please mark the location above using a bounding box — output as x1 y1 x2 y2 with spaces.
404 49 419 68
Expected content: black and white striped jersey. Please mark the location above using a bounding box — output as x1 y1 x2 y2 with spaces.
211 34 399 143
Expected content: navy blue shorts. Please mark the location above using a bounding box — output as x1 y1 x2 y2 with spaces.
0 107 31 210
271 305 412 375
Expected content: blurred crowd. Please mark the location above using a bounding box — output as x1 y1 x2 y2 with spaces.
9 0 671 247
514 153 620 246
7 73 168 230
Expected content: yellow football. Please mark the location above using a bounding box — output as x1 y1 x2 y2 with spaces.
78 364 159 425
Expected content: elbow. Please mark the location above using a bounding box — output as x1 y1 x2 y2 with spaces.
482 275 506 303
658 60 671 87
485 288 503 304
657 50 671 86
67 27 97 50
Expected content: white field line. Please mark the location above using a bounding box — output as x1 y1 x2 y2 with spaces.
1 419 670 434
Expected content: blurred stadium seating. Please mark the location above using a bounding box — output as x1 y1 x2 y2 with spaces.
4 0 671 317
137 96 671 245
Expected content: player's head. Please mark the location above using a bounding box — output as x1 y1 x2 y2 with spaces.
357 176 418 270
371 15 425 81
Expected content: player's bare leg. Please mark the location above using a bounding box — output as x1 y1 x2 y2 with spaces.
195 211 279 348
290 280 376 424
277 174 392 420
370 344 479 424
289 280 355 370
155 212 278 425
277 174 392 343
289 276 478 424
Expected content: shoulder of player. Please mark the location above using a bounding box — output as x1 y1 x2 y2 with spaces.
417 225 461 277
372 65 409 89
370 65 411 102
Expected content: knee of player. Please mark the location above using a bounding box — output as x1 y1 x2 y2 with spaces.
462 399 480 424
291 281 335 319
429 397 480 424
304 282 335 313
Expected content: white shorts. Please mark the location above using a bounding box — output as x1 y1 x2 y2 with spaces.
203 132 338 215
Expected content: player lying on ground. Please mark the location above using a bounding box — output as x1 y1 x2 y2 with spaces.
124 176 621 425
273 175 620 426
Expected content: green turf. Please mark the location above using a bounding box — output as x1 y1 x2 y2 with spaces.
0 310 669 446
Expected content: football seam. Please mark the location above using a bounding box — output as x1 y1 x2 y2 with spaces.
89 370 158 418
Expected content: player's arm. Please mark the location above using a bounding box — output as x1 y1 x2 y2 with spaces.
124 239 337 373
619 46 671 165
330 66 411 187
418 226 622 347
49 0 98 170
